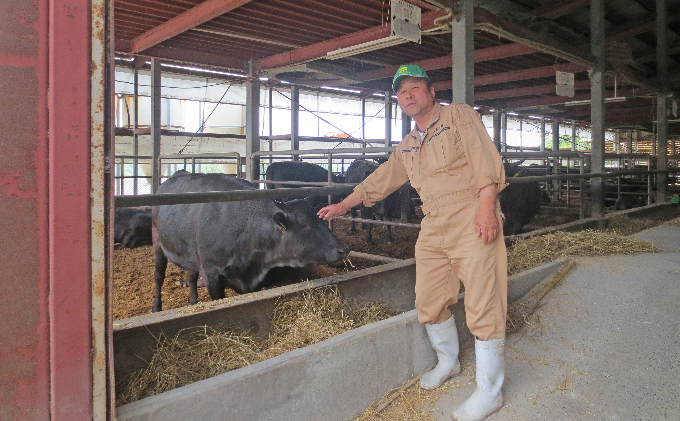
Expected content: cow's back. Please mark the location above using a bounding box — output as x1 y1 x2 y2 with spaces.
153 173 256 272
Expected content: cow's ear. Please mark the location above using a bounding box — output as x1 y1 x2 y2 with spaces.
273 212 289 232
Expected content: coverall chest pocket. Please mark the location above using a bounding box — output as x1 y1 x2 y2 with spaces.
425 128 464 172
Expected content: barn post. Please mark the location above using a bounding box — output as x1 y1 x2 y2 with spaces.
402 114 412 138
132 60 142 195
268 86 273 164
451 0 474 105
245 59 260 181
552 119 561 199
540 116 546 152
501 110 508 152
493 108 501 151
151 58 162 192
656 0 668 202
384 91 392 147
590 0 606 221
291 84 300 160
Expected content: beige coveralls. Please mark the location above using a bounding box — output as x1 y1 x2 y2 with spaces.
354 103 508 340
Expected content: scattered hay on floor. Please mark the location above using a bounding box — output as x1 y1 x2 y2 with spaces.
116 285 396 405
353 376 467 421
508 230 660 275
605 214 658 235
663 216 680 227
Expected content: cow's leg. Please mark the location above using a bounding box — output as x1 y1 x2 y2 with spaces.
385 223 393 242
152 244 168 312
363 208 374 244
186 271 200 305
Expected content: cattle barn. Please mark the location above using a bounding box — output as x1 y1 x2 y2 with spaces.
2 0 680 419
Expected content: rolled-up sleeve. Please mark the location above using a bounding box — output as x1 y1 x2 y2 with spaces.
454 104 506 194
353 149 410 207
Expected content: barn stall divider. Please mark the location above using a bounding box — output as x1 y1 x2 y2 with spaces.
114 257 572 421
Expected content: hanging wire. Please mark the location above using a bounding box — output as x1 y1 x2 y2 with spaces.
178 82 234 154
271 86 355 139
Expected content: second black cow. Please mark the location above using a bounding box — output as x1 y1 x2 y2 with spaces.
265 161 343 207
114 207 153 249
344 159 403 243
499 162 549 235
151 171 349 312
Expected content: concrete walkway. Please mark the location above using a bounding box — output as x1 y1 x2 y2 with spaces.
433 226 680 421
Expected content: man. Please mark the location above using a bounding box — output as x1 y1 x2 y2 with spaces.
317 64 507 421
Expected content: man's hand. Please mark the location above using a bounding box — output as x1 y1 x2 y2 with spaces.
475 184 499 244
317 203 350 221
317 192 363 221
475 207 498 244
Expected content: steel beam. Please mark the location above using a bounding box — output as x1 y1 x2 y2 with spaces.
451 0 475 105
432 63 586 91
255 10 447 71
128 0 255 53
474 79 591 100
353 44 536 82
530 0 590 18
115 43 245 71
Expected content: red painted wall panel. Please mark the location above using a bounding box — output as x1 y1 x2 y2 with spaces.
0 0 95 419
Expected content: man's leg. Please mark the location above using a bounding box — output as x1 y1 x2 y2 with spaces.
415 223 461 390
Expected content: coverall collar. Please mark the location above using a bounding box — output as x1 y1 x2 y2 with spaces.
411 102 442 143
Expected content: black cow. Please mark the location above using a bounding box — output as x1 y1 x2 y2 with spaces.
265 161 343 207
113 207 153 249
344 159 402 243
499 163 547 235
151 172 349 312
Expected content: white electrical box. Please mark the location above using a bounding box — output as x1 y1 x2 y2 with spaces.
391 0 421 44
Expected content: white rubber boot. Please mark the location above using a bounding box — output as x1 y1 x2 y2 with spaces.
419 316 461 390
452 338 504 421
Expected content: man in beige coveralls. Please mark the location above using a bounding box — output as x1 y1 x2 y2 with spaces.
317 65 507 421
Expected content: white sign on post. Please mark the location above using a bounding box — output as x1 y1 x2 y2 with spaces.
392 0 421 44
555 71 575 97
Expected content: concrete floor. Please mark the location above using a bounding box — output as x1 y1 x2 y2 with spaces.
433 226 680 421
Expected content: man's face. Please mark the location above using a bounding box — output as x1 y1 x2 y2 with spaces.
396 77 436 120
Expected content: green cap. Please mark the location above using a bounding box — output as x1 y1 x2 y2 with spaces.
392 64 430 92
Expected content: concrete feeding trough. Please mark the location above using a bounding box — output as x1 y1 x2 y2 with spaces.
114 258 571 421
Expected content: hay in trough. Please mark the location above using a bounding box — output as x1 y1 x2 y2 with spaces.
116 285 396 405
606 214 658 235
508 230 660 275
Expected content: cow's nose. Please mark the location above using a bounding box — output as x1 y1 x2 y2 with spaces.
338 246 350 259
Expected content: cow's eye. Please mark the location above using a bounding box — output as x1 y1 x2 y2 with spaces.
299 223 308 230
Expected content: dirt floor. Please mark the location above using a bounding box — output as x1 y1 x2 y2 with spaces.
113 204 679 321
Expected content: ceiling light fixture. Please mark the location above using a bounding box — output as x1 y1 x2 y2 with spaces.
326 36 408 60
564 97 627 106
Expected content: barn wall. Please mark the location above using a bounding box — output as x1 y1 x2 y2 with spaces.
0 0 100 419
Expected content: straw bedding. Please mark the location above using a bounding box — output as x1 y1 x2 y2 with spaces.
116 286 395 405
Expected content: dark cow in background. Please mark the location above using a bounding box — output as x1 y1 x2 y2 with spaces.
265 161 343 207
151 171 349 312
499 162 549 235
344 159 403 243
114 207 153 249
